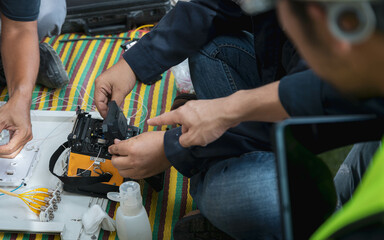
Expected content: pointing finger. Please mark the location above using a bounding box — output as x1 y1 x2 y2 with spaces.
147 111 181 126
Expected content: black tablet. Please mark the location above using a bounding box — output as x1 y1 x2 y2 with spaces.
273 115 383 240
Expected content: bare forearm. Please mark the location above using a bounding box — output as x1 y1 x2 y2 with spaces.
1 15 38 101
149 81 289 147
225 81 289 125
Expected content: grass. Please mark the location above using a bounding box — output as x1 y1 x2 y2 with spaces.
318 145 353 177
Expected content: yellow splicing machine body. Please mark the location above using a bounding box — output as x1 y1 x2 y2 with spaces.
67 152 123 186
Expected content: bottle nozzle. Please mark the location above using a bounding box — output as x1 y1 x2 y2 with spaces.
108 181 142 216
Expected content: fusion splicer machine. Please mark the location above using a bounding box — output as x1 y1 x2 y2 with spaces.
49 101 164 198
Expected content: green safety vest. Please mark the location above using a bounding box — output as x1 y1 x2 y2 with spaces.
311 140 384 239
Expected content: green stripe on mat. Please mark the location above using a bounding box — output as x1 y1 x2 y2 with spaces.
154 70 167 131
153 187 165 239
22 234 30 240
52 36 65 56
76 39 103 108
1 233 9 240
70 40 93 111
140 83 152 130
126 83 139 122
171 173 185 240
31 85 41 110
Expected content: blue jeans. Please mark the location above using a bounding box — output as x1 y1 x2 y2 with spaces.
188 32 281 240
334 141 380 210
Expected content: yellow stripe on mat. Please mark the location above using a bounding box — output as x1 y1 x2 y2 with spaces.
50 34 72 111
0 88 7 100
35 234 43 240
147 80 162 132
106 32 125 69
65 35 93 111
149 191 160 232
133 84 149 127
186 179 194 214
163 167 179 240
162 73 176 131
81 38 110 109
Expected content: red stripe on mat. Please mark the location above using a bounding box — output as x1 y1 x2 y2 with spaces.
67 39 92 80
157 169 171 240
56 38 66 58
75 40 106 107
102 232 109 240
45 37 64 110
63 37 78 71
141 70 171 132
108 201 117 218
33 88 44 110
102 201 118 239
50 35 60 47
90 38 121 111
127 82 142 125
102 230 110 240
144 182 153 213
161 71 171 115
61 40 92 110
142 83 155 132
180 176 190 218
9 233 17 240
49 36 65 110
60 38 77 110
101 38 121 73
47 89 53 111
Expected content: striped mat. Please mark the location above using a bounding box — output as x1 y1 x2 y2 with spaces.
0 30 197 240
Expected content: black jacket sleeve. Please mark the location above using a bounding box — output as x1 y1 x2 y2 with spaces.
278 69 384 116
123 0 252 84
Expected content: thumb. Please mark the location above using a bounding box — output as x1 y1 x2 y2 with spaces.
110 91 126 107
179 132 193 148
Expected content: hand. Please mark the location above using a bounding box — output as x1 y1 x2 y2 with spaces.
94 58 136 118
0 96 32 158
108 131 171 179
147 98 238 147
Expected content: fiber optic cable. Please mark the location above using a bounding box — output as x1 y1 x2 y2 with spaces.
0 182 23 196
58 24 154 43
0 187 61 216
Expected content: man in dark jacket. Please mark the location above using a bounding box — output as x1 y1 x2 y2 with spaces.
276 0 384 238
95 0 384 238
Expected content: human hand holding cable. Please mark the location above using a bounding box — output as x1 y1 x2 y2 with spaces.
94 58 137 118
0 15 37 158
147 98 239 147
0 94 32 158
108 131 171 179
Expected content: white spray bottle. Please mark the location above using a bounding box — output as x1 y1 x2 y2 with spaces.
107 181 152 240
